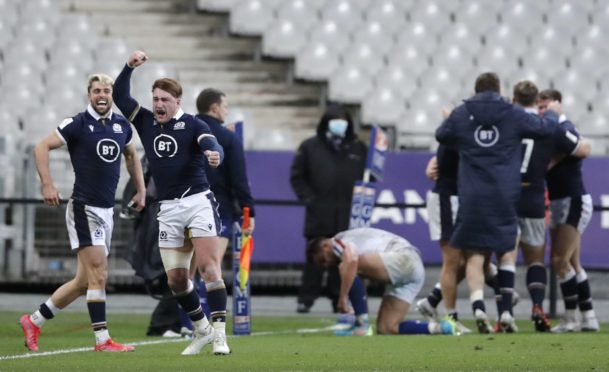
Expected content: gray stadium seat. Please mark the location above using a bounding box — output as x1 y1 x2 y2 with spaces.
197 0 237 12
295 42 340 81
386 41 430 76
229 0 274 36
340 43 385 76
276 0 319 29
351 21 395 55
408 2 452 30
374 65 418 100
483 24 528 51
545 2 591 37
262 20 308 58
475 45 520 76
520 46 568 79
307 20 350 54
529 25 576 51
394 22 440 56
56 14 98 42
499 1 545 28
320 0 364 30
569 45 609 81
328 66 373 104
364 0 407 34
453 1 499 34
361 87 406 125
1 64 45 93
438 23 481 56
431 45 475 75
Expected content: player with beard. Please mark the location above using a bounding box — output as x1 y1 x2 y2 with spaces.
20 73 146 352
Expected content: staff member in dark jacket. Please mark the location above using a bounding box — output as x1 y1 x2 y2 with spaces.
435 72 562 333
290 104 367 313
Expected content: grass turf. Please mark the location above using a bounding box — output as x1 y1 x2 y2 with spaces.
1 310 608 371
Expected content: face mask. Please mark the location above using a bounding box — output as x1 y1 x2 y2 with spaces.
328 118 348 137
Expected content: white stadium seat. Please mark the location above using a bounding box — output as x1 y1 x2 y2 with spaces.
276 0 319 29
262 20 308 58
229 0 274 36
395 22 440 56
295 42 340 81
364 0 407 34
307 20 350 54
320 0 364 31
340 42 385 76
361 87 406 125
374 65 418 100
328 66 373 104
351 21 395 55
386 41 430 76
197 0 237 12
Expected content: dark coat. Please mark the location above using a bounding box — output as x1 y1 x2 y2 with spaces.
435 92 559 253
290 105 367 238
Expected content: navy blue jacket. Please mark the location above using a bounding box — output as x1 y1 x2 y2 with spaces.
197 114 255 220
435 91 559 252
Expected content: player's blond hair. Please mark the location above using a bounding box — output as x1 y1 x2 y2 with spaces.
87 73 114 92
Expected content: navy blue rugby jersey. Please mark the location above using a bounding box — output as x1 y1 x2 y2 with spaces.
546 119 587 200
113 65 223 201
517 111 580 218
56 106 133 208
432 143 458 195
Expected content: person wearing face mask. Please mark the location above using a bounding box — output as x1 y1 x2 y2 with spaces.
290 104 367 313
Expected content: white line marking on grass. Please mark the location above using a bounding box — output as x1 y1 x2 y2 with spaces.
0 326 335 361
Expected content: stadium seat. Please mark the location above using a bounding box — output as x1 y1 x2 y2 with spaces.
545 2 591 37
569 45 609 81
229 0 274 36
2 38 49 71
520 46 568 80
276 0 319 29
44 64 88 91
431 45 475 75
340 42 385 76
328 66 373 104
364 0 407 34
394 22 440 56
499 1 544 29
196 0 237 12
576 24 605 49
529 25 575 51
374 65 418 99
262 20 308 58
453 1 499 34
48 40 96 74
407 89 450 121
483 24 528 51
408 1 452 28
56 14 98 42
438 23 481 56
320 0 364 31
386 42 430 76
475 45 520 76
0 64 45 93
295 42 340 81
251 128 294 150
361 87 405 125
42 87 86 119
419 67 466 99
307 19 350 54
351 21 395 55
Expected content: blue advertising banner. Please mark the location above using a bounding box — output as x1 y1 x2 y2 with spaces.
365 126 389 181
246 151 609 268
349 181 377 229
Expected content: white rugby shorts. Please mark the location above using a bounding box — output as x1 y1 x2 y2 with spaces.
549 194 592 234
66 199 113 255
379 240 425 304
517 217 546 247
157 190 220 248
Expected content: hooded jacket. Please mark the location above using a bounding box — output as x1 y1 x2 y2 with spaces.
290 105 367 238
435 91 559 252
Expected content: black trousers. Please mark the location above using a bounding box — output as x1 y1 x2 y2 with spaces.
146 275 182 336
297 259 340 310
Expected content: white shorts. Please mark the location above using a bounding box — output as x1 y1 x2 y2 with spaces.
549 194 593 234
379 241 425 304
426 191 458 241
65 199 113 256
157 190 220 248
517 217 546 247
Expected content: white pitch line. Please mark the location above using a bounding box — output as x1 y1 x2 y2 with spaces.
0 326 335 361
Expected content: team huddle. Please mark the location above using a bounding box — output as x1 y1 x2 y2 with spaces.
17 54 598 356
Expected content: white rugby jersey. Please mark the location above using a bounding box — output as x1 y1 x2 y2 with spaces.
332 227 416 259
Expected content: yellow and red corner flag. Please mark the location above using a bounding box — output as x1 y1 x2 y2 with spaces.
239 207 253 292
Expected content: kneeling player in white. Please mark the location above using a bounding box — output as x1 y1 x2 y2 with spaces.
309 227 457 336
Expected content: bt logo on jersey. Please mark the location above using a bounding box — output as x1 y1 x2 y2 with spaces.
153 134 178 158
96 139 120 163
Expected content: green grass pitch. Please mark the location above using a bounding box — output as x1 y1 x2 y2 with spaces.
1 310 608 371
